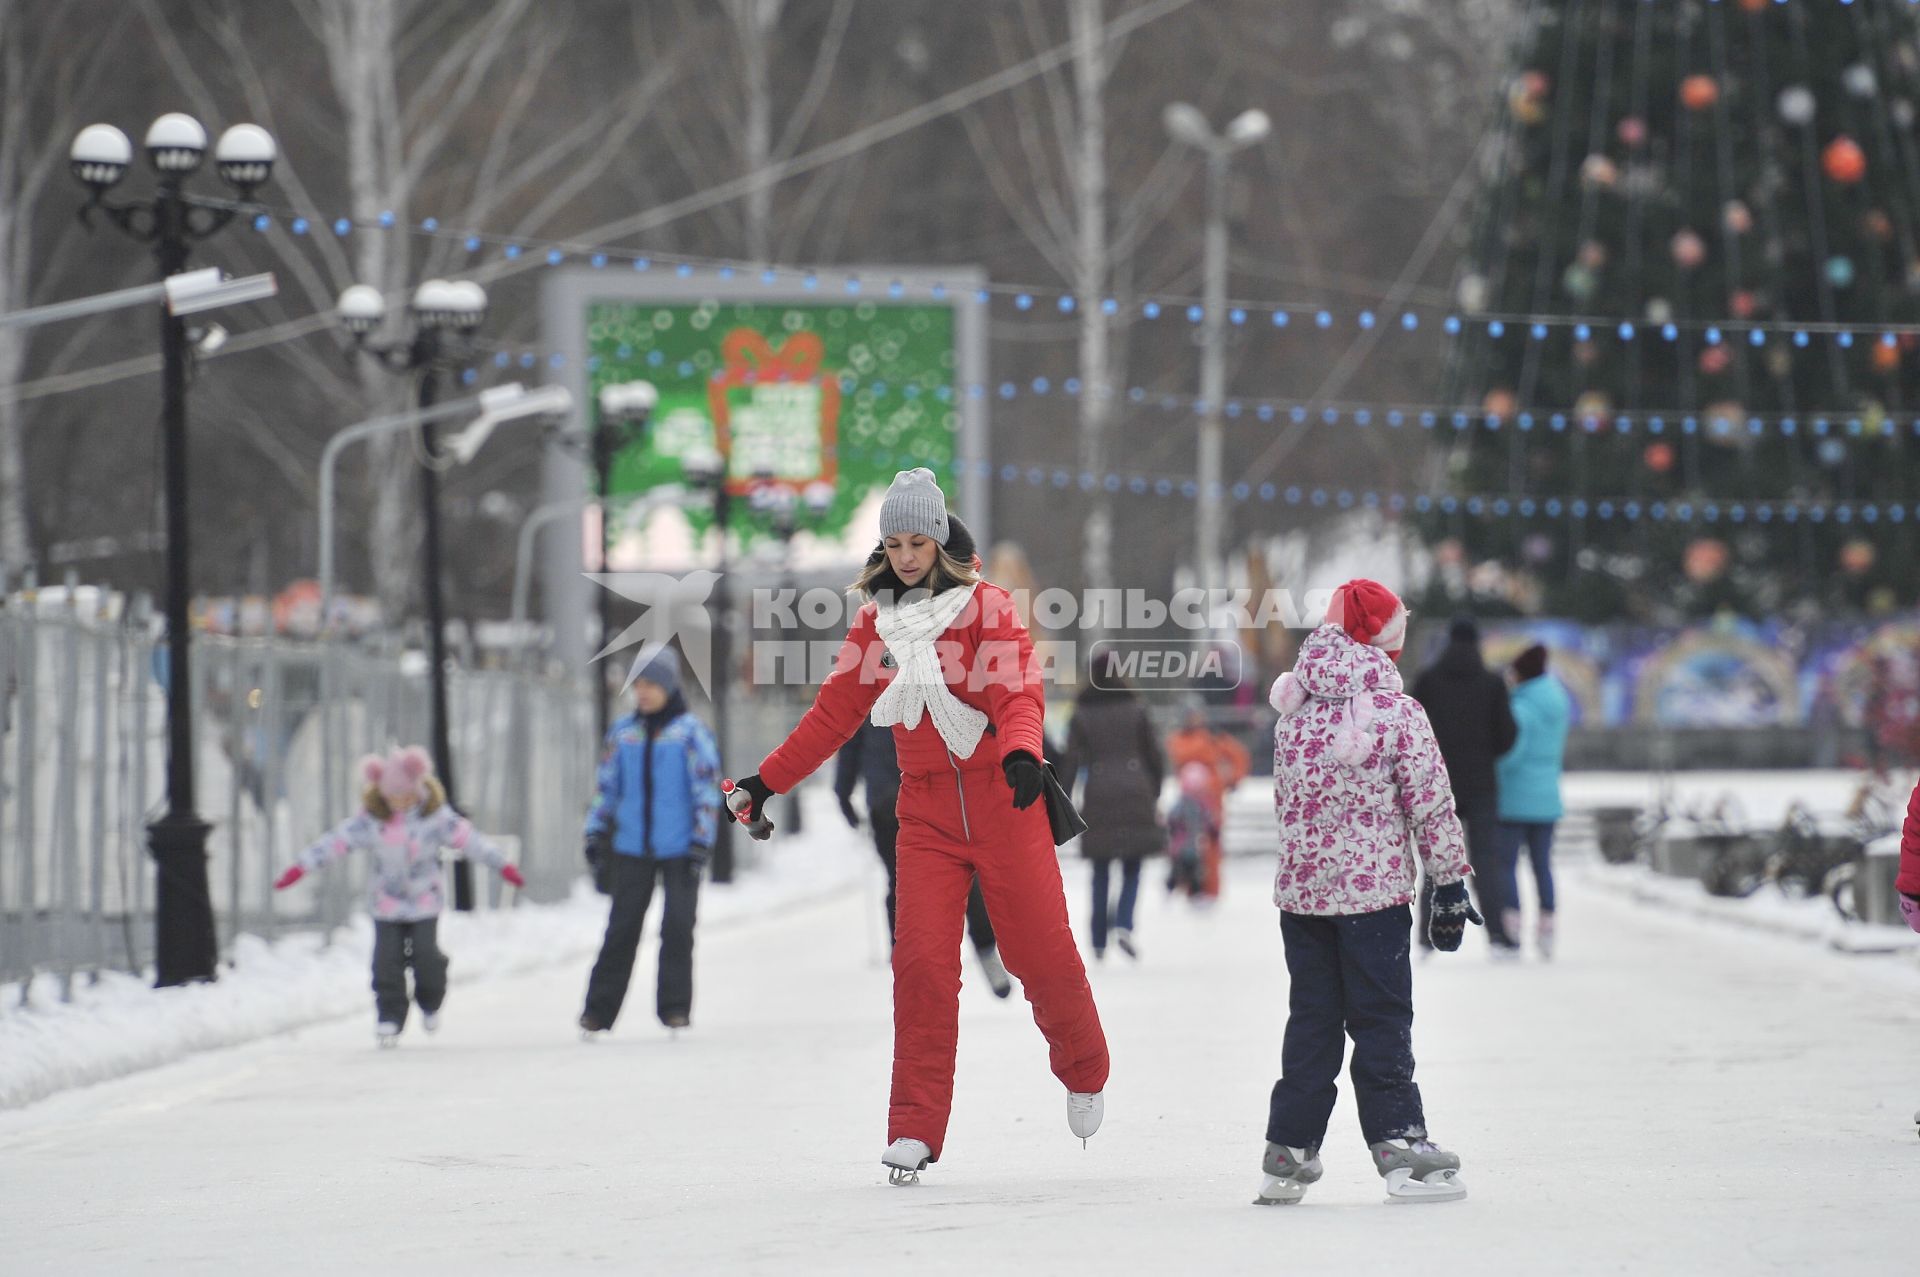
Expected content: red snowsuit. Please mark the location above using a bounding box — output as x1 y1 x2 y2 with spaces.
759 581 1109 1160
1898 778 1920 897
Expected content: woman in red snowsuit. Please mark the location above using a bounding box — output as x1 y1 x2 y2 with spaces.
727 468 1109 1183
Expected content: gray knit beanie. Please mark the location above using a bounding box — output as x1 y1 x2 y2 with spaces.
877 467 949 544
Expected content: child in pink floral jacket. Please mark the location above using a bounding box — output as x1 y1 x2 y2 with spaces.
1254 580 1481 1207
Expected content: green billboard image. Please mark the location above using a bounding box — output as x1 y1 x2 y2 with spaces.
585 299 961 540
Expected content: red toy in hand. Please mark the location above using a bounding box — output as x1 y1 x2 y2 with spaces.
501 865 525 889
273 865 304 891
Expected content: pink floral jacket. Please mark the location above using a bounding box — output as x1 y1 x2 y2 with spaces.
1269 625 1470 916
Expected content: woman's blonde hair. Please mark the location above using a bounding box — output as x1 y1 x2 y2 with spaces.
851 542 981 597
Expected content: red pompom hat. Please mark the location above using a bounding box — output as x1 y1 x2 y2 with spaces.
1325 579 1408 659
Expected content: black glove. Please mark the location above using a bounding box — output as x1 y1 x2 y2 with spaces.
585 831 612 868
1427 879 1485 953
838 793 862 829
1002 751 1045 811
725 773 774 824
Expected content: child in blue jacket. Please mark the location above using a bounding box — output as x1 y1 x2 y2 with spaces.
578 648 721 1035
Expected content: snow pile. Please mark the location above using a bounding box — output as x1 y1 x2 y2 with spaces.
0 785 868 1111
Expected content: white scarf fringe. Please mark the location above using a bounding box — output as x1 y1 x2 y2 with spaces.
870 584 989 758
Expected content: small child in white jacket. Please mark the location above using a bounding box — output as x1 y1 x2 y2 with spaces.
275 746 523 1046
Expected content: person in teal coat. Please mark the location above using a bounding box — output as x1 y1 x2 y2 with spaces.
1494 644 1572 959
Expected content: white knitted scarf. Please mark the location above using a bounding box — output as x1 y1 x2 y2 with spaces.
870 583 989 758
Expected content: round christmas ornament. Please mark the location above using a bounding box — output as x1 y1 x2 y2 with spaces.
1684 539 1730 584
1822 136 1867 184
1644 442 1675 474
1510 72 1549 125
1840 540 1876 576
1723 200 1754 235
1645 297 1674 325
1817 438 1848 467
1699 345 1732 376
1562 263 1599 303
1577 240 1608 271
1704 401 1744 439
1738 0 1768 12
1482 388 1519 418
1777 85 1816 126
1843 64 1878 99
1580 153 1619 189
1681 75 1719 112
1617 116 1648 148
1729 290 1758 320
1826 255 1857 288
1766 347 1794 379
1873 340 1901 374
1863 209 1895 242
1457 272 1489 313
1672 229 1707 270
1574 390 1611 430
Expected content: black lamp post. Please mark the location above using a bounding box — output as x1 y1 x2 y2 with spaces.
748 479 834 838
70 113 277 986
682 447 738 883
336 278 489 910
591 381 658 743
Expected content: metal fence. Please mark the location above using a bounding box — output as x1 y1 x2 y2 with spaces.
0 584 596 999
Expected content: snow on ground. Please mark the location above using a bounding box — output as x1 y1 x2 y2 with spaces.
1 835 1914 1275
0 787 869 1111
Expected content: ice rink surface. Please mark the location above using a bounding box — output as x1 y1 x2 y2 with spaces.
2 850 1915 1275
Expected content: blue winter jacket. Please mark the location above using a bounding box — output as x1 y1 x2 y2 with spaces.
584 704 721 859
1495 675 1572 823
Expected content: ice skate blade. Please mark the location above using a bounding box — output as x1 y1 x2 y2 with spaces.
1252 1175 1308 1206
887 1167 922 1186
1382 1167 1466 1204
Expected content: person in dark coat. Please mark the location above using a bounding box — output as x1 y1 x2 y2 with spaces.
1062 652 1166 960
1410 618 1519 955
835 720 1011 997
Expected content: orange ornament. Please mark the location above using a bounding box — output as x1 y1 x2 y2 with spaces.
1873 340 1901 374
1739 0 1768 12
1645 442 1675 474
1483 388 1519 418
1823 136 1867 184
1681 75 1720 112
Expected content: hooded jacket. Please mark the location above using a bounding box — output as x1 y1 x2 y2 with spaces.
296 776 508 922
1495 674 1572 823
758 515 1046 791
1268 624 1471 916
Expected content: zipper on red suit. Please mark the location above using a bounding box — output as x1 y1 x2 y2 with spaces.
946 750 973 843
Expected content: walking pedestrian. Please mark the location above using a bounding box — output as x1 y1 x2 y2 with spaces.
578 648 721 1036
1062 650 1165 960
273 746 525 1047
724 469 1108 1184
1411 618 1518 956
1495 644 1572 959
836 720 1012 997
1255 580 1478 1206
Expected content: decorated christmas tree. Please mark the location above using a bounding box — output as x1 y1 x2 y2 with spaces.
1441 0 1920 622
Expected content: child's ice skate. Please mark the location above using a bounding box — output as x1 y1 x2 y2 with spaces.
420 1010 441 1034
375 1022 401 1049
1067 1090 1104 1146
578 1013 608 1042
1537 913 1556 961
882 1138 932 1186
975 945 1013 999
1252 1142 1322 1206
1114 928 1138 960
1370 1137 1467 1203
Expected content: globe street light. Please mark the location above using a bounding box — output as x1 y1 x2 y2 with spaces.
336 276 491 908
1164 102 1269 617
70 112 277 986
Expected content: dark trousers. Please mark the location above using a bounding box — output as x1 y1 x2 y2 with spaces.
1418 802 1514 950
1498 820 1558 915
371 918 448 1029
584 853 701 1027
1267 905 1426 1149
1089 859 1142 952
873 808 996 953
